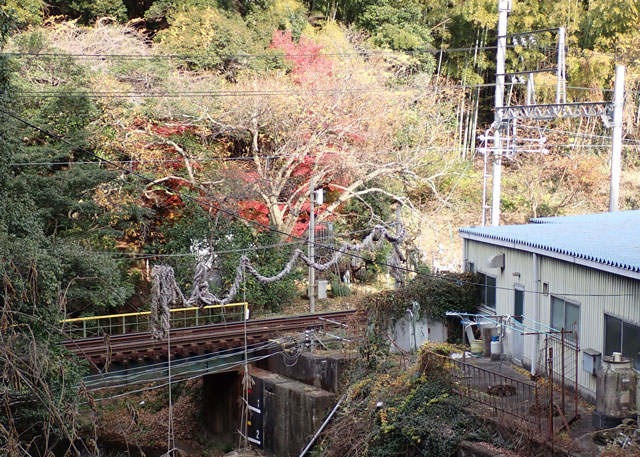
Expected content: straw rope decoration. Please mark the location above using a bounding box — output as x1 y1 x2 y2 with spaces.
150 223 406 338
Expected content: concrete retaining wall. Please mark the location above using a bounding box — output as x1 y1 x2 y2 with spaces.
255 350 349 393
251 368 335 457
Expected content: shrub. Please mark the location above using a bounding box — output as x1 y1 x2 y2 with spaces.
329 275 351 297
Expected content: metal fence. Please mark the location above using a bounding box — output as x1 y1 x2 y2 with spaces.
535 327 580 435
422 347 578 440
60 302 248 339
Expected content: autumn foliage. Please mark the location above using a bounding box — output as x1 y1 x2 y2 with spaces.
270 30 333 85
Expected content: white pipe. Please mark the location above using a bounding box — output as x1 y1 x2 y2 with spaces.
298 394 345 457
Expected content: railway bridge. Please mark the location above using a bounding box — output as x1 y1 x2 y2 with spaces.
60 304 357 455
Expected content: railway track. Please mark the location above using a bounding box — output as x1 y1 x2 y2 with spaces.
63 310 358 368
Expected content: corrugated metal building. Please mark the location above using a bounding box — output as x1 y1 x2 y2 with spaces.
459 211 640 399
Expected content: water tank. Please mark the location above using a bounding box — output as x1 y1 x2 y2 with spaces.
592 353 637 429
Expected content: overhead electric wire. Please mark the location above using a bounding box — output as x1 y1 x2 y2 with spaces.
85 341 281 390
0 45 504 61
10 83 626 100
90 351 284 398
51 225 393 260
1 107 637 298
12 83 498 98
89 333 348 397
6 145 487 167
518 124 640 145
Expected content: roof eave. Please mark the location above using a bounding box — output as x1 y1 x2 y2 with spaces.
460 231 640 281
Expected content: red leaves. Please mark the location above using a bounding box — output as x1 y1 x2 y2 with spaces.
270 30 333 85
237 200 270 226
150 124 194 136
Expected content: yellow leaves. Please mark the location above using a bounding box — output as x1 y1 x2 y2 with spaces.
302 21 350 55
273 0 305 18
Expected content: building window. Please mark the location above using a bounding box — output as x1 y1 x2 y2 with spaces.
480 273 496 310
514 287 524 323
551 296 580 343
604 315 640 370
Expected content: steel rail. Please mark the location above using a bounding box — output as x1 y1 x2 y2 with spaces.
63 310 357 366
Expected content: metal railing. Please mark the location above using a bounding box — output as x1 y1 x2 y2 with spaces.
423 351 542 432
422 350 578 441
60 302 248 339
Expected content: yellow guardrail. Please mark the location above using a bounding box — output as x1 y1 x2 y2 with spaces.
60 302 248 338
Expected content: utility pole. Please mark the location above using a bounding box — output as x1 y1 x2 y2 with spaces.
556 27 566 105
610 64 625 212
394 204 402 289
491 0 511 226
308 176 315 313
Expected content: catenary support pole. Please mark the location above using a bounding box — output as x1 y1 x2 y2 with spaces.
491 0 510 226
309 176 315 313
610 64 625 212
556 27 566 105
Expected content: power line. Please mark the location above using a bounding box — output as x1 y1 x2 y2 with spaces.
519 124 640 145
0 45 505 62
1 107 637 298
6 145 479 167
12 83 498 98
9 154 292 166
10 83 623 100
44 226 390 259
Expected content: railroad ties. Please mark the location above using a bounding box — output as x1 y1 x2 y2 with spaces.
63 310 357 371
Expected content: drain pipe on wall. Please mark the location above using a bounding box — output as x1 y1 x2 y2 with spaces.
531 253 539 375
298 394 346 457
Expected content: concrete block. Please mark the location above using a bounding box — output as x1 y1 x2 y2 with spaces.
256 350 351 393
251 368 335 457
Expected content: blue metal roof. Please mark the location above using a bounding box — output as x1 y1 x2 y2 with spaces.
459 211 640 274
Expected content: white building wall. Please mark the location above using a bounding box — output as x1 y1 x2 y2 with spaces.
464 238 640 396
389 317 448 353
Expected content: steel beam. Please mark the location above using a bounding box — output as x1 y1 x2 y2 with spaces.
497 102 613 122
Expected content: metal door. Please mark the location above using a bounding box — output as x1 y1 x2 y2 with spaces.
512 287 525 364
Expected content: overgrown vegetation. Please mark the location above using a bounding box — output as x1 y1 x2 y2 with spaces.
317 356 491 456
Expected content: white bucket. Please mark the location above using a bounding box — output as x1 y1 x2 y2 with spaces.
490 341 501 360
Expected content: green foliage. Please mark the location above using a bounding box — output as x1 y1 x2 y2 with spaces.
357 272 479 367
0 46 93 456
338 184 394 233
155 5 261 71
145 0 239 22
49 0 128 23
365 377 490 456
2 0 44 28
580 0 640 50
245 0 308 43
368 272 480 324
329 275 351 297
321 362 491 456
356 0 435 73
156 205 300 312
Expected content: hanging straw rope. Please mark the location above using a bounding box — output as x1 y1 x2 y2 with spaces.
150 224 406 324
150 266 184 340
